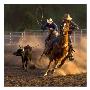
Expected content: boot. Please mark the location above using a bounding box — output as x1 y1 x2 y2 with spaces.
69 54 74 61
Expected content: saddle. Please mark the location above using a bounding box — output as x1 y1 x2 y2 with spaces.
45 34 61 56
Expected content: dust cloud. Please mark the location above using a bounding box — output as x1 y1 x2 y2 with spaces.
5 34 87 76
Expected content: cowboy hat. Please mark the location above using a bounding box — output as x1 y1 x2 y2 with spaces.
64 14 72 21
47 18 53 24
67 14 72 21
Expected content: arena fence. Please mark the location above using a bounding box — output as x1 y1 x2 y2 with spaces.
4 29 87 47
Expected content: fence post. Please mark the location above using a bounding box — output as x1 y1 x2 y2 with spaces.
73 31 76 47
21 32 24 41
79 29 82 49
9 33 12 44
81 29 82 39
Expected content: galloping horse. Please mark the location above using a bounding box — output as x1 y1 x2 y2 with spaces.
42 21 71 76
13 45 32 70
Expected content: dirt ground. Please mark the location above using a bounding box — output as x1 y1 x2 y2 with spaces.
4 34 87 87
4 66 86 87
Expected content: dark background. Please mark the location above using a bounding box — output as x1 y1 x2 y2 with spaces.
4 4 87 32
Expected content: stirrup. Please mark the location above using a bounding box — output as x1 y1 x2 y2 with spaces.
44 73 47 76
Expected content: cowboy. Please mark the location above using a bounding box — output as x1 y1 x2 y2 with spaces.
42 18 58 41
41 18 59 54
60 14 79 35
60 14 79 61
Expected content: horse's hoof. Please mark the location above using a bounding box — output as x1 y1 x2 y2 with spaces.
30 65 36 69
69 57 74 61
51 69 55 74
22 66 24 69
25 68 28 72
24 67 28 71
55 65 58 69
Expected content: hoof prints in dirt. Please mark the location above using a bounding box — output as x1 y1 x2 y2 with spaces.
4 66 87 87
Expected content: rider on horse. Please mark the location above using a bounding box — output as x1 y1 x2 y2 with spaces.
41 18 59 54
42 18 58 41
60 14 79 60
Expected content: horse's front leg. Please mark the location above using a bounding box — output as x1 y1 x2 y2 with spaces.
58 57 67 68
44 60 52 76
50 59 58 74
55 51 68 69
24 60 28 71
22 56 27 70
24 56 29 71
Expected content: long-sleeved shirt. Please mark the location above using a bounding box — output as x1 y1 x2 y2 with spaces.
60 20 79 34
42 22 58 31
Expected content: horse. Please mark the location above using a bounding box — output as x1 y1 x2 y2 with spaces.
13 45 32 70
41 21 72 76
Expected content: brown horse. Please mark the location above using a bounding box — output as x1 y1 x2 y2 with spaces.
42 21 71 76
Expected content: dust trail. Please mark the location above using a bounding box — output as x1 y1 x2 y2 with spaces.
17 34 87 76
18 35 50 68
5 34 87 76
54 36 87 76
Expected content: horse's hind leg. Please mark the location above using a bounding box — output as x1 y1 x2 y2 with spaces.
44 60 52 76
58 57 67 68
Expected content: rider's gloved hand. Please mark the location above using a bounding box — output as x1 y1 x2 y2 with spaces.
49 28 53 30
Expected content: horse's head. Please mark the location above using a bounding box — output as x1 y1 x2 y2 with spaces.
63 21 70 33
13 47 24 56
